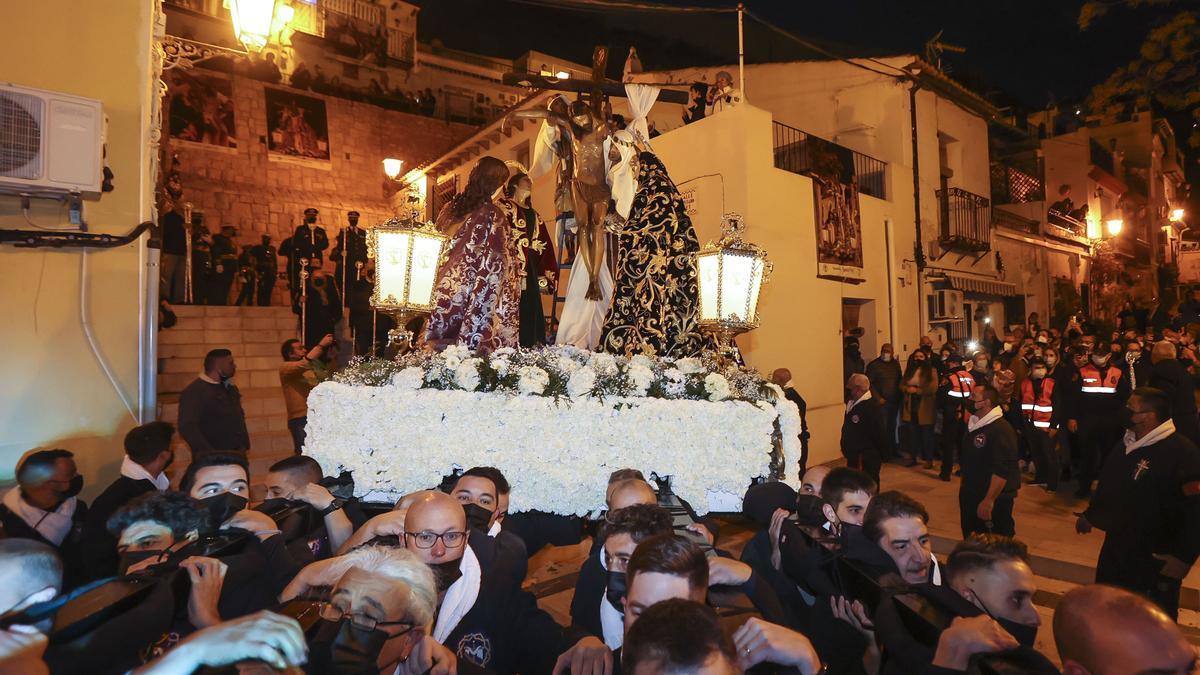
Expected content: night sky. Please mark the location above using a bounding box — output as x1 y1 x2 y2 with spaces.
414 0 1165 111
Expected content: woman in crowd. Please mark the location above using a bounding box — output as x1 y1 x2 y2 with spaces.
902 350 938 468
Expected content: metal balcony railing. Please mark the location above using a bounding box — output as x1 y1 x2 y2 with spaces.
937 187 991 251
990 161 1044 204
772 121 887 200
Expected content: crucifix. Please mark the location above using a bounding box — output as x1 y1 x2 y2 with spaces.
1133 458 1150 481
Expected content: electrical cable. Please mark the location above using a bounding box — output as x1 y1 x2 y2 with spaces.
80 248 139 425
509 0 736 13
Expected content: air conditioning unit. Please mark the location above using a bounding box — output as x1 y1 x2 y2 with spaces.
932 289 964 320
0 83 104 199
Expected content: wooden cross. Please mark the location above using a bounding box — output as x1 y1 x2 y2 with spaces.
502 46 689 105
1133 458 1150 481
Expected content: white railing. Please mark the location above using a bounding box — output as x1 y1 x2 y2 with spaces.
324 0 384 25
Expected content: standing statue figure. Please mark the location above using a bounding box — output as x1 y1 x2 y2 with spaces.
530 95 577 244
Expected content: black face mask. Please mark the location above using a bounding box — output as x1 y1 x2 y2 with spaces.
964 400 977 413
605 570 627 611
61 475 84 499
305 215 318 225
972 591 1038 648
200 492 248 527
118 549 165 575
463 503 493 532
329 618 389 675
430 559 463 593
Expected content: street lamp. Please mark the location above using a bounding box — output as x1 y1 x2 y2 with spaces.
382 158 404 180
368 216 448 354
228 0 294 52
696 213 771 363
1171 208 1186 222
1106 218 1124 236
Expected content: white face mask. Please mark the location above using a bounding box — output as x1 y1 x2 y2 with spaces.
975 361 988 370
1032 368 1047 379
881 353 893 362
1045 357 1058 366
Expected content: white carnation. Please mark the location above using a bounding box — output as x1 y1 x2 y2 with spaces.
676 357 705 374
764 382 785 400
704 373 731 402
391 367 424 391
492 357 512 377
567 366 597 398
589 352 618 375
627 364 654 397
629 354 655 370
454 358 482 391
493 347 517 358
517 366 550 395
557 355 581 375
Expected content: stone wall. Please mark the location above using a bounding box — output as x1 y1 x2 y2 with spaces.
165 72 475 244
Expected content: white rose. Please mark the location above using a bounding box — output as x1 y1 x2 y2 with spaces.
676 357 705 374
517 366 550 395
391 367 424 391
454 358 482 391
704 373 731 402
589 352 618 375
627 364 654 397
567 366 597 398
557 355 581 375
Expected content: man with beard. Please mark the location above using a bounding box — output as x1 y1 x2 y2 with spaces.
80 422 176 580
177 349 250 456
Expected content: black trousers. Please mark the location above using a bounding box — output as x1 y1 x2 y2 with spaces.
846 450 881 490
1097 532 1182 620
959 492 1015 538
257 269 275 306
1027 427 1060 489
207 268 235 305
940 416 965 479
235 274 256 306
288 416 307 455
1079 417 1123 490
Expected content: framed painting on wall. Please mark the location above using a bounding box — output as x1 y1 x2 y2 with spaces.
166 70 237 149
804 135 866 283
265 88 331 161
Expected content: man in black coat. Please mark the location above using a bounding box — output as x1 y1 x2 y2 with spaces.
177 348 250 456
959 383 1021 538
249 234 277 306
80 421 175 580
772 368 811 477
1077 386 1200 619
866 344 903 461
0 449 89 590
842 373 887 488
1148 340 1200 446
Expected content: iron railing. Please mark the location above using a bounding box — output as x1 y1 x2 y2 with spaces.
772 122 887 200
993 208 1039 236
990 161 1044 204
937 187 991 251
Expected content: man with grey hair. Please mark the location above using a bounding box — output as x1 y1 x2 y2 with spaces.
706 70 742 115
842 373 887 487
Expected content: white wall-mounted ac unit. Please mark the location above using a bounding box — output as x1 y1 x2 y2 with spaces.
0 83 104 199
932 289 964 320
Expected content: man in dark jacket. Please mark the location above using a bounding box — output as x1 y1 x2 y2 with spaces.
1077 386 1200 619
842 374 887 488
959 383 1021 537
177 348 250 456
250 234 277 306
1149 340 1200 446
0 449 88 589
772 368 810 477
866 344 903 461
80 421 175 580
207 225 238 305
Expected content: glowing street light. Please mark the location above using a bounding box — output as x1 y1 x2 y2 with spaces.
1106 218 1124 236
382 158 404 180
227 0 294 52
1171 208 1186 222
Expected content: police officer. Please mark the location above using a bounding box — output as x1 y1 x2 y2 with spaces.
189 222 212 305
1071 342 1130 498
939 353 975 481
331 210 368 302
234 244 256 306
289 208 329 303
250 234 278 306
207 224 238 305
960 383 1020 537
1020 356 1060 491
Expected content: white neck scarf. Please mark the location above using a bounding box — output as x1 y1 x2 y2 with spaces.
597 552 625 649
1124 419 1176 454
433 545 482 644
846 390 872 414
967 405 1003 433
487 520 501 538
120 456 170 492
3 487 76 546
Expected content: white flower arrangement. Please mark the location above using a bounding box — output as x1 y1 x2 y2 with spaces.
317 346 801 515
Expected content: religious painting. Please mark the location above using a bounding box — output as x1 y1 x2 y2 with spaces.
166 70 237 149
265 88 330 160
804 135 866 283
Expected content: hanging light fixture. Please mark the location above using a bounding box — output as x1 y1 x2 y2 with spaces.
382 158 404 180
1106 218 1124 236
368 215 448 353
227 0 293 52
696 213 771 363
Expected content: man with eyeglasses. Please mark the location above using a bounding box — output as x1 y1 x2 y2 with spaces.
402 491 609 674
1075 386 1200 619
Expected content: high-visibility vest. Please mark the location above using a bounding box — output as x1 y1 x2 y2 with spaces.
947 369 974 421
1020 377 1055 428
1079 363 1122 396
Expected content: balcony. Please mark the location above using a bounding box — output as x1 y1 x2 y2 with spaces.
1045 209 1092 246
937 187 991 252
993 207 1039 236
772 121 887 200
323 0 415 67
990 161 1043 205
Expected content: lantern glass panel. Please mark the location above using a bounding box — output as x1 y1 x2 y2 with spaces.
718 251 758 323
229 0 276 51
376 230 413 305
697 251 720 321
407 233 444 307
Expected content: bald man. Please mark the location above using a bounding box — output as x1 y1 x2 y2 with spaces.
1149 340 1200 446
800 465 830 496
1054 584 1197 675
772 368 810 477
607 479 656 511
842 373 886 487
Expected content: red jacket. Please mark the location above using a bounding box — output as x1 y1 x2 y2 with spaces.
1020 377 1057 429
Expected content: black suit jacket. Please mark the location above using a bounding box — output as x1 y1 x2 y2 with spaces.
81 476 158 580
784 387 809 439
841 397 887 460
1150 359 1200 446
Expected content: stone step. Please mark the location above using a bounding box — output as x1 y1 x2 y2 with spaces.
159 341 284 360
171 304 298 319
161 353 284 374
170 315 301 333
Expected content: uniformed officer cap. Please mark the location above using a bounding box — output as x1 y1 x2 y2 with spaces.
303 207 319 216
347 210 360 217
1028 356 1046 368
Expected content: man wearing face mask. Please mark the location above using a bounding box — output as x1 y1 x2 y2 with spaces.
1076 387 1200 618
938 354 975 482
842 374 887 488
1072 342 1129 498
968 351 993 387
1148 340 1200 446
0 449 88 589
1019 357 1061 492
177 348 250 457
1121 339 1151 390
81 422 176 580
448 467 531 580
866 343 903 462
959 384 1020 537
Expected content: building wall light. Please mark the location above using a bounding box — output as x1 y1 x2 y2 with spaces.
1106 218 1123 236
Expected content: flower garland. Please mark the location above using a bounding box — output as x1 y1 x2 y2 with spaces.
310 346 803 515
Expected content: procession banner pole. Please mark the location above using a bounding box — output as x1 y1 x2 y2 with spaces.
737 2 746 101
300 258 309 347
183 203 193 304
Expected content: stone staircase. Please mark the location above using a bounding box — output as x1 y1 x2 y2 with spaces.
157 304 304 495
